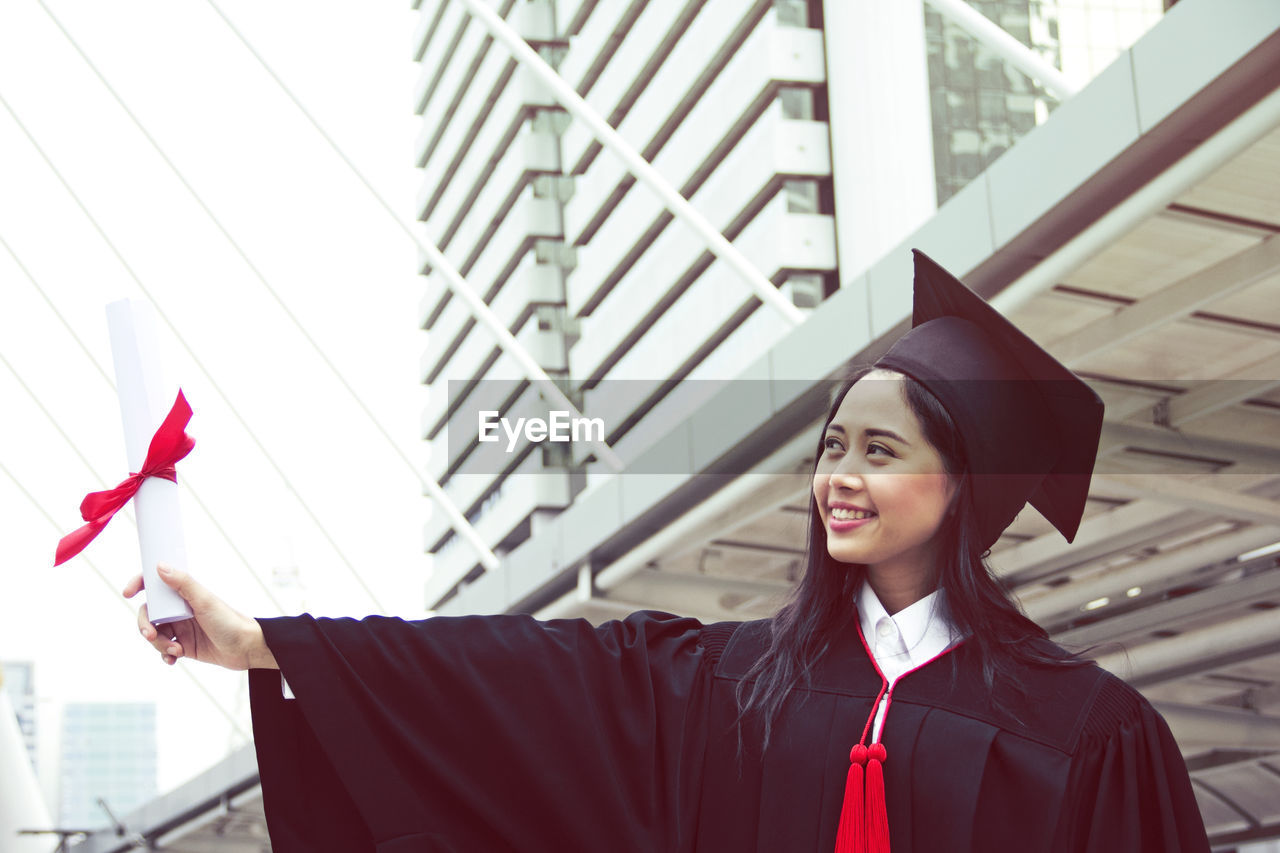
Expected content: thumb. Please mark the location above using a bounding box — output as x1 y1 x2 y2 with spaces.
157 563 209 608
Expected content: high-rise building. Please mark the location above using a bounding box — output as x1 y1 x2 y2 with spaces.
926 0 1166 204
414 0 838 610
411 0 1167 612
58 703 156 829
0 661 37 776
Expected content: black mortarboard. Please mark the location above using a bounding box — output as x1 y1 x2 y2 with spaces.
875 249 1105 551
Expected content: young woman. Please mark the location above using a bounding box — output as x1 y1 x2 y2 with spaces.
128 251 1210 852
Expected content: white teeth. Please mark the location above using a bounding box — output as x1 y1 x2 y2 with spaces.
831 507 875 520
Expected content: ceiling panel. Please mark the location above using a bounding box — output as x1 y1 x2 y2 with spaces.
1175 127 1280 229
1059 216 1259 299
1072 318 1280 379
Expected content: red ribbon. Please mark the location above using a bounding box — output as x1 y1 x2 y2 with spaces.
54 390 194 566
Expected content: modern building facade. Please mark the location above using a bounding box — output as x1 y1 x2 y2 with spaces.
59 703 156 830
927 0 1167 204
415 0 839 608
412 0 1169 611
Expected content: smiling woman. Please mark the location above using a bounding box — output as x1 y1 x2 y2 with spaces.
732 250 1208 852
813 370 959 608
126 250 1211 853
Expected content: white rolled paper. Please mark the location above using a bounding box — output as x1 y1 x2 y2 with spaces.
106 299 194 625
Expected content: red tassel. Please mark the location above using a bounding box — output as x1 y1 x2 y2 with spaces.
834 744 867 853
865 743 890 853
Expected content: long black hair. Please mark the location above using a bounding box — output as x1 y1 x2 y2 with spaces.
735 363 1085 749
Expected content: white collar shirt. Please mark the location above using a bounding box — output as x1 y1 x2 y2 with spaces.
856 581 961 742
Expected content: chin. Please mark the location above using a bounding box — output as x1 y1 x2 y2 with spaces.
827 546 873 566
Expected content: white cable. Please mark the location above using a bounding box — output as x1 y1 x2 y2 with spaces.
0 90 387 610
0 459 251 741
201 0 625 480
0 235 287 615
924 0 1078 99
31 0 498 572
451 0 807 328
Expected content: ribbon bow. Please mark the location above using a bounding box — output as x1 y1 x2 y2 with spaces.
54 390 194 566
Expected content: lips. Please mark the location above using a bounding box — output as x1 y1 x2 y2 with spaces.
828 507 876 532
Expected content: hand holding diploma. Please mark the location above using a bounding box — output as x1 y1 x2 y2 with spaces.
54 300 194 624
125 564 278 671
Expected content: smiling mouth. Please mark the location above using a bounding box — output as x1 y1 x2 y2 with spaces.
828 512 875 531
831 508 876 520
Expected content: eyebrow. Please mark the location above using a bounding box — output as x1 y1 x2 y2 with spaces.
826 425 912 446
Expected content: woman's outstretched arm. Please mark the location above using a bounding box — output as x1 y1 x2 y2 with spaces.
124 563 278 670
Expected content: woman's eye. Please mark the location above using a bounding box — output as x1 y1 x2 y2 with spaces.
822 436 843 452
867 443 894 457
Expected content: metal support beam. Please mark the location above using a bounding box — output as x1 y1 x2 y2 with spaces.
1020 523 1280 624
1164 351 1280 426
924 0 1078 99
1050 235 1280 367
993 498 1210 584
1098 421 1280 473
1154 702 1280 751
1092 603 1280 687
594 472 810 592
199 0 627 574
604 568 791 620
991 87 1280 318
1053 565 1280 648
535 592 732 626
1091 475 1280 527
452 0 807 329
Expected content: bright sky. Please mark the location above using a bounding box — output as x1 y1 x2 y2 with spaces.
0 0 431 801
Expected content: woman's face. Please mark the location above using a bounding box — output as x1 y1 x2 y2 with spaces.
812 370 957 583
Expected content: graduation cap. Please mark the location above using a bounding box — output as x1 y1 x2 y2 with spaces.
874 249 1105 551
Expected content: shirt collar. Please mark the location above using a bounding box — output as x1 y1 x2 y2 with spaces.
856 581 958 671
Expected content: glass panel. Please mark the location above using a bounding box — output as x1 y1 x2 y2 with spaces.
774 0 809 27
784 180 819 214
779 87 815 121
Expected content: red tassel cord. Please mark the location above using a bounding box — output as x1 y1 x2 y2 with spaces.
834 740 891 853
837 610 965 853
865 742 890 853
835 671 890 853
834 744 867 853
837 618 894 853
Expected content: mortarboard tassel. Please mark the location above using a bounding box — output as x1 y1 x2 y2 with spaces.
834 744 867 853
865 742 890 853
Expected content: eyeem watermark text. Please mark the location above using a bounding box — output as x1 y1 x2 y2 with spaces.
478 410 605 452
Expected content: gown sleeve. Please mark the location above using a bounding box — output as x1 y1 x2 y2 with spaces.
247 609 725 853
1058 674 1211 853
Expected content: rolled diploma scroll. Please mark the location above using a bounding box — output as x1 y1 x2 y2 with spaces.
106 299 194 625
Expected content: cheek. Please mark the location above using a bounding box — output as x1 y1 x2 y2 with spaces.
812 471 827 501
913 476 956 532
877 474 952 511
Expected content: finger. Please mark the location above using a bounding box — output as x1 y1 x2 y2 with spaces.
162 652 176 665
137 605 181 655
153 635 182 657
136 603 157 642
122 574 144 598
156 564 211 610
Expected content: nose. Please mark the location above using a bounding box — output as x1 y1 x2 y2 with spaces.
828 454 867 488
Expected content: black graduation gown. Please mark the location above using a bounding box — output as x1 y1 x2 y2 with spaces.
247 610 1211 852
